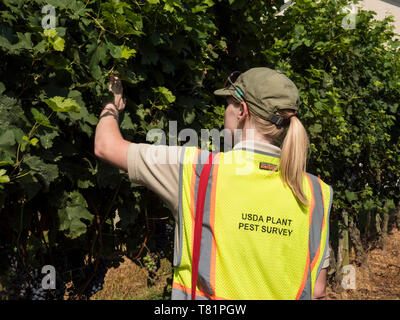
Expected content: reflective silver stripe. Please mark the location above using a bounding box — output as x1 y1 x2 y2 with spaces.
307 174 324 266
172 288 211 300
194 150 211 217
298 174 331 300
173 147 187 267
314 185 333 281
299 268 312 300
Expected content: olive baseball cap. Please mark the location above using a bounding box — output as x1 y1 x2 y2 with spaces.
214 67 300 124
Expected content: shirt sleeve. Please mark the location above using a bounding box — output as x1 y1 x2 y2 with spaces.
126 143 182 222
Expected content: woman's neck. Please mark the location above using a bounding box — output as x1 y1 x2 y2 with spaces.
240 125 274 145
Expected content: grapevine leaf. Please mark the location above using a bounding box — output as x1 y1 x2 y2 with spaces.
37 128 59 149
52 36 65 51
13 32 33 50
0 169 10 183
77 179 95 189
0 130 16 148
17 173 41 201
121 46 136 59
30 137 39 146
0 160 13 167
108 43 122 58
309 123 322 135
183 108 196 124
58 190 94 239
152 86 176 105
23 155 59 188
43 96 81 113
44 29 58 38
88 43 108 80
140 43 159 65
345 190 358 202
0 95 29 128
117 201 139 230
31 107 55 129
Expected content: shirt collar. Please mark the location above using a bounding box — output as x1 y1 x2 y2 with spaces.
232 140 281 157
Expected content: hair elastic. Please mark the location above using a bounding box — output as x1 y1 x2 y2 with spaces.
287 110 298 120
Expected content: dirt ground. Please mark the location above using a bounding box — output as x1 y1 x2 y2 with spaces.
327 227 400 300
92 228 400 300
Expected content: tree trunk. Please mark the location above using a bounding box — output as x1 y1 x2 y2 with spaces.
365 210 371 239
349 219 366 265
341 211 350 267
336 211 349 291
375 211 382 247
380 202 390 250
328 243 342 293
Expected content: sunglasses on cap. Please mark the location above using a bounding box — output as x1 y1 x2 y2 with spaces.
224 71 245 102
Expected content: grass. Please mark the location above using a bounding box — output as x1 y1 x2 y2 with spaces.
91 256 172 300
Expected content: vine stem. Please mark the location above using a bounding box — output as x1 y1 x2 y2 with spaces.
77 213 103 299
16 199 25 258
10 171 30 181
78 181 121 298
131 190 152 261
11 111 55 178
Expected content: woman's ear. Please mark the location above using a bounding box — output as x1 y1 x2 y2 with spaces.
239 101 249 119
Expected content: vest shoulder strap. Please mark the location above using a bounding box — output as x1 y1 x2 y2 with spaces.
191 151 217 300
301 173 333 299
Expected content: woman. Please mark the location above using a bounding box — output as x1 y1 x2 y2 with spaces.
94 67 333 300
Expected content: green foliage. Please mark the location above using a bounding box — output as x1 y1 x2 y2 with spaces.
0 0 399 299
261 0 400 243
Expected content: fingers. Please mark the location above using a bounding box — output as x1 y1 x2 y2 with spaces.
109 71 121 85
109 74 123 94
113 94 126 112
109 72 125 110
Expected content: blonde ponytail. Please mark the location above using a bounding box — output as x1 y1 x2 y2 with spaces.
248 108 310 206
279 116 310 206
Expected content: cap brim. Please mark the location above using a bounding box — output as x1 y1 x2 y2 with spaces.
213 88 235 96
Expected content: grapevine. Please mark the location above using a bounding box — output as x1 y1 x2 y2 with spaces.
0 0 399 300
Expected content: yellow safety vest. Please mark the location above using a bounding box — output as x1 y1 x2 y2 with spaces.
172 146 333 300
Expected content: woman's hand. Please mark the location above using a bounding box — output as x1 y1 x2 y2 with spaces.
109 72 126 112
95 72 131 172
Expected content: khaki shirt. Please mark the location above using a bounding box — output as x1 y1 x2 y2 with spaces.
126 140 330 268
